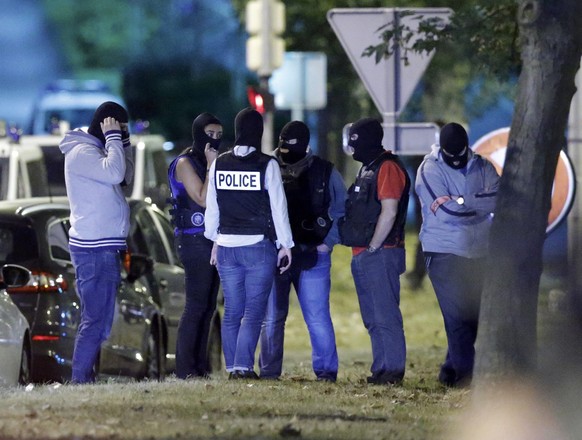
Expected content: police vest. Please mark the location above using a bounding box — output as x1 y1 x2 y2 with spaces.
339 152 410 248
283 156 333 246
215 150 275 239
167 152 206 234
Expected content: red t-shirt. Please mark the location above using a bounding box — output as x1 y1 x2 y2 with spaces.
352 160 406 256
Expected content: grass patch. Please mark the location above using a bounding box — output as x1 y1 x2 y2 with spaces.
0 241 469 440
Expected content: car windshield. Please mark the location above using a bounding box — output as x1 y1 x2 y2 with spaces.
42 108 95 132
0 223 39 266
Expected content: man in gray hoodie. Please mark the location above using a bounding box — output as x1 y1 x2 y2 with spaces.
59 101 134 383
415 122 498 387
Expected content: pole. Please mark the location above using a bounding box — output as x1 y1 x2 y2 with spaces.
567 63 582 294
260 75 274 153
291 53 306 122
391 10 401 152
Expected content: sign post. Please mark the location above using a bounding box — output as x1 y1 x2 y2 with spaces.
327 8 452 153
269 52 327 122
246 0 286 153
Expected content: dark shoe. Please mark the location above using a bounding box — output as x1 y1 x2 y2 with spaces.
366 371 403 385
437 366 456 387
316 377 336 383
438 368 472 388
229 370 259 380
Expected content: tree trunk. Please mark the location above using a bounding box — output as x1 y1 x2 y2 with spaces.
474 0 582 383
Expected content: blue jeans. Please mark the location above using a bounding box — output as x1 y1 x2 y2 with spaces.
259 249 338 380
217 239 277 372
175 233 220 378
351 247 406 380
425 253 483 386
71 249 121 383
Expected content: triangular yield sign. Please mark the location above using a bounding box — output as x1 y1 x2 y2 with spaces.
327 8 452 117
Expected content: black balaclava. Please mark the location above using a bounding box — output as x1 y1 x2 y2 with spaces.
192 112 222 153
348 117 385 166
87 101 129 146
439 122 469 169
278 121 310 164
234 107 263 148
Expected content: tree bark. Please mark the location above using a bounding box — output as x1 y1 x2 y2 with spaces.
474 0 582 384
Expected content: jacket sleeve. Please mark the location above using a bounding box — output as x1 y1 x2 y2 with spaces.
323 167 348 249
203 161 219 241
416 159 490 225
265 159 294 249
463 158 499 214
72 132 126 184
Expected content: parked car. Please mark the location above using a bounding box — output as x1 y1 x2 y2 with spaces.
0 140 47 200
0 132 170 207
0 264 33 386
127 199 222 373
0 197 167 383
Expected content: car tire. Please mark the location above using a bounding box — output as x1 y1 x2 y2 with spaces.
144 324 165 382
18 337 32 386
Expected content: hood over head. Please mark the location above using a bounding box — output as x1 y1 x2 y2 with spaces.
59 128 102 154
87 101 129 145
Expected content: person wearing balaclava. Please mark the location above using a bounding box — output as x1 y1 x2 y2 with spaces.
167 112 222 379
59 101 134 383
258 121 347 382
415 122 499 387
204 108 294 380
338 117 411 385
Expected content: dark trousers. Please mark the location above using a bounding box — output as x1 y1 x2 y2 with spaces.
175 233 220 378
425 253 484 386
351 247 407 379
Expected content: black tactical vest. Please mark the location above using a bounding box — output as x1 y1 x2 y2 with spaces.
167 152 206 233
215 150 275 239
339 152 410 248
283 156 333 246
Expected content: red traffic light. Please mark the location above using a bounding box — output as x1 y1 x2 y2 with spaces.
247 86 266 114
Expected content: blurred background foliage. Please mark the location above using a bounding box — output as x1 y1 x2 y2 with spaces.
41 0 519 166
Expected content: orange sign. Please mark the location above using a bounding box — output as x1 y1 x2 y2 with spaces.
471 127 575 233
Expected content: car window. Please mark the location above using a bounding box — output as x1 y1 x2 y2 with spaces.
145 150 170 207
48 218 71 262
0 224 38 266
41 146 67 197
132 208 169 264
26 159 50 197
0 158 8 199
41 108 94 133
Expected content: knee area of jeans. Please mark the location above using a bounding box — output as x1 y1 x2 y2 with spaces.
304 318 334 331
262 318 286 328
78 323 109 337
